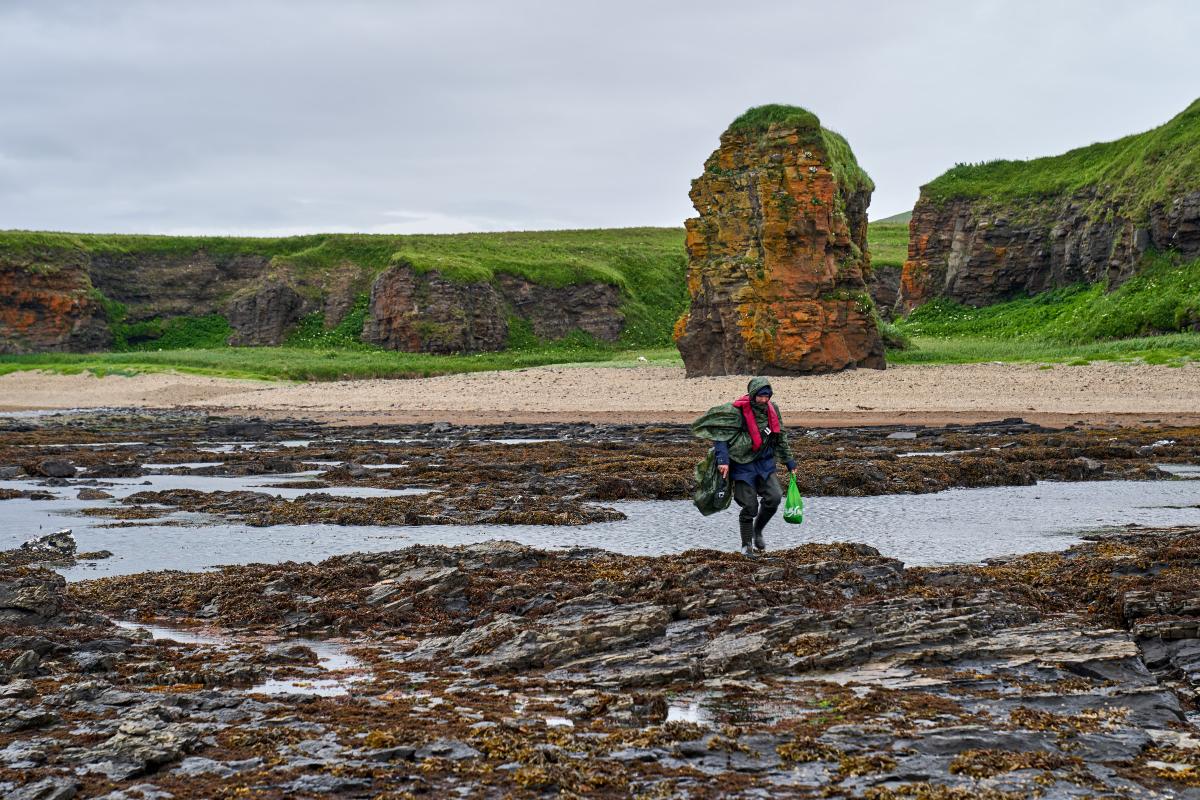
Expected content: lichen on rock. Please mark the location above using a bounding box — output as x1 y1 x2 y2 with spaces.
675 104 886 376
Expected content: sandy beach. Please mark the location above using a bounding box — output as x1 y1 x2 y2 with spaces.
2 361 1199 427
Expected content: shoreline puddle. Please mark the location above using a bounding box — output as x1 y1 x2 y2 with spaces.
113 619 368 696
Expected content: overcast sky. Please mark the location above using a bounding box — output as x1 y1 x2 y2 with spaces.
2 0 1197 236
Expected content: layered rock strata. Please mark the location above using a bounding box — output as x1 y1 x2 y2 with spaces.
224 279 307 346
0 243 627 354
675 107 885 375
362 261 623 354
898 188 1200 313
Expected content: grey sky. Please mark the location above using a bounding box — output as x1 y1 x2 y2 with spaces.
2 0 1197 236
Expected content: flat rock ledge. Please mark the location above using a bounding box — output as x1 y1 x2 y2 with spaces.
1 527 1199 797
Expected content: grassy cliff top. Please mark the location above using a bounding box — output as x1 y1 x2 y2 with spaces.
923 97 1200 218
0 226 684 287
727 104 822 133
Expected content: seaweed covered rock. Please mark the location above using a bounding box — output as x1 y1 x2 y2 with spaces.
675 104 886 376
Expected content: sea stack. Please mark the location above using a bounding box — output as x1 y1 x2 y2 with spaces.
675 105 886 376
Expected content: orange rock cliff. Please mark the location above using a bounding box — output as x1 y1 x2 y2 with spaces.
674 105 886 376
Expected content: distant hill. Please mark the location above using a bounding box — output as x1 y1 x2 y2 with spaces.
871 210 912 225
866 219 909 270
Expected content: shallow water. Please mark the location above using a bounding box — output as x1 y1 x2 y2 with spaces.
3 467 1198 579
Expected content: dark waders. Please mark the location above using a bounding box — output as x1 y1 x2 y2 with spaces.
733 474 781 553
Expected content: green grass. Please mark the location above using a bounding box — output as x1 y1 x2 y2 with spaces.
889 251 1200 365
284 295 371 350
922 97 1200 221
97 292 235 351
866 221 909 270
887 333 1200 366
872 211 912 225
0 346 685 382
727 104 821 133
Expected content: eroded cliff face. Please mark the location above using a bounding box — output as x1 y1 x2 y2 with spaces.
0 244 628 354
674 118 885 376
88 251 271 321
362 262 624 354
225 279 309 347
0 247 110 354
898 189 1200 314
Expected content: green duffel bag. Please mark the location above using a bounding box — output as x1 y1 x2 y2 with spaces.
693 447 733 516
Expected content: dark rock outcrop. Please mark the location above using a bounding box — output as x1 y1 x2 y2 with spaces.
225 279 309 346
362 263 509 353
320 265 365 330
897 188 1200 313
88 251 271 321
867 265 901 320
897 97 1200 314
675 106 886 375
495 274 623 342
0 569 66 625
363 262 625 353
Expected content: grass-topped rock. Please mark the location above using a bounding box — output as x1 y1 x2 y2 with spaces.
897 97 1200 315
675 104 885 375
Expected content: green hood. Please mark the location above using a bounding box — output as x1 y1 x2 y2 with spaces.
747 376 772 399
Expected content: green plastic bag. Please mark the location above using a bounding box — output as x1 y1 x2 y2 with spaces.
692 448 733 516
783 473 804 524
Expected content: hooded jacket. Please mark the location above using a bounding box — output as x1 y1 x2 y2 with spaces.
692 377 796 473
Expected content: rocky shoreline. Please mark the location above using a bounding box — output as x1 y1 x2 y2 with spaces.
2 412 1196 530
1 527 1198 797
2 410 1200 797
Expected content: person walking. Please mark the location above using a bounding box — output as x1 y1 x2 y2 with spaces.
693 377 796 556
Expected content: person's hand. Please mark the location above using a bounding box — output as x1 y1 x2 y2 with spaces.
718 464 729 479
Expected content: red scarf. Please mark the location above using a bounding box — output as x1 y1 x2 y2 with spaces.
731 395 779 451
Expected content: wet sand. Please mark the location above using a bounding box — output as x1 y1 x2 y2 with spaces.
2 361 1200 427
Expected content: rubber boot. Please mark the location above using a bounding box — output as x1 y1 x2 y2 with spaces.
753 527 767 552
739 520 756 557
753 505 776 552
